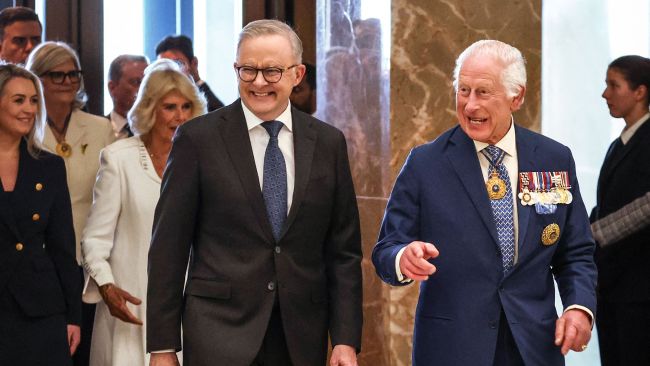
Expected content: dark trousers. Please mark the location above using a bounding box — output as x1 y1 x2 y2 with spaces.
251 302 293 366
73 302 96 366
597 299 650 366
493 310 525 366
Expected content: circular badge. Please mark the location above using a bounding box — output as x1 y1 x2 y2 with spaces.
541 223 561 246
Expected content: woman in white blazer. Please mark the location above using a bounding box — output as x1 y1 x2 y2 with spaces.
81 59 206 366
26 42 116 264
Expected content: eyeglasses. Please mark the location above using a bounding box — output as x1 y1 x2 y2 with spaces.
235 65 298 83
42 70 83 84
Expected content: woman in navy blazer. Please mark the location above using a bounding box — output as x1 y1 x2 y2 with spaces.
0 63 81 365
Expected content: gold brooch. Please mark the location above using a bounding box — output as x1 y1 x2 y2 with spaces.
56 141 72 157
541 223 560 246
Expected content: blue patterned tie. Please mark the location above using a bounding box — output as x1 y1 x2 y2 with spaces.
482 145 515 272
262 121 287 241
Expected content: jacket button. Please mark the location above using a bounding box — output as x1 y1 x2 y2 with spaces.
489 321 497 329
267 281 275 291
16 243 24 251
32 213 40 221
35 183 43 191
274 246 281 254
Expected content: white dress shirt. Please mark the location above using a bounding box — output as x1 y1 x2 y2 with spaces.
242 102 296 211
109 110 130 139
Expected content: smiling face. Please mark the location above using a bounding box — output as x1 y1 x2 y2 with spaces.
150 89 192 143
40 59 80 107
236 34 305 121
456 55 524 144
0 77 38 140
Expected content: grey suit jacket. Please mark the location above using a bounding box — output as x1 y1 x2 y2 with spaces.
147 100 362 366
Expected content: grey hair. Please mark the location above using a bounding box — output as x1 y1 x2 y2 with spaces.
128 58 206 135
453 40 527 98
237 19 303 64
26 41 88 109
0 63 47 157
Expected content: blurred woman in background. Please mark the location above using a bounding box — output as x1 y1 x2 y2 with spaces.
81 59 206 365
0 63 81 365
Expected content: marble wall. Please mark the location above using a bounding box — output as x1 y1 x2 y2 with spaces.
317 0 541 365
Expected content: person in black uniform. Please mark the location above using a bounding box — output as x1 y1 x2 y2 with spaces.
0 63 81 365
593 55 650 366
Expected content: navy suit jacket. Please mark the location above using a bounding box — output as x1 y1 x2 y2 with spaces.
372 124 596 366
0 140 81 324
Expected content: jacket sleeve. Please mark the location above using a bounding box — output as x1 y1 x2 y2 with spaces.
551 148 597 315
81 148 122 293
146 127 199 352
325 132 363 351
372 150 419 286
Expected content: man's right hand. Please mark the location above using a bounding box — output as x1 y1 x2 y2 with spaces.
150 352 180 366
399 241 439 281
99 283 143 325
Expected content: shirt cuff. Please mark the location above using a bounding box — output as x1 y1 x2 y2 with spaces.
150 349 176 354
395 247 413 284
564 305 595 328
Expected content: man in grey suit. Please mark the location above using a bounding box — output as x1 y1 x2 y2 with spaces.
147 19 363 366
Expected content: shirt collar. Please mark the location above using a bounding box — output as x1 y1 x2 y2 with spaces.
110 110 128 129
473 117 517 158
242 101 293 132
620 112 650 145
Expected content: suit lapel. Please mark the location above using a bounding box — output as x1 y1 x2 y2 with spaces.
65 111 86 148
282 109 317 237
221 102 276 243
514 126 536 262
446 127 500 247
0 141 30 241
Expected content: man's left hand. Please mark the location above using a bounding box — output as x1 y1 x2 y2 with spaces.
330 344 358 366
554 309 592 355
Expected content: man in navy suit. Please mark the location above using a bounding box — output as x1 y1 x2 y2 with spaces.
372 40 597 366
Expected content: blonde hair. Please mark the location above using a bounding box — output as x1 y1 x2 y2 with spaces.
26 41 87 109
128 59 206 135
0 63 46 157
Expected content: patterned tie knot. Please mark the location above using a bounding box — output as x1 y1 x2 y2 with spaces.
483 145 505 166
262 120 283 138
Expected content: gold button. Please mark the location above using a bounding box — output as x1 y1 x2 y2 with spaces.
35 183 43 191
32 213 40 221
16 243 24 251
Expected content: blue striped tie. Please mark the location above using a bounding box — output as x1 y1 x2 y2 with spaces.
262 121 287 241
482 145 515 271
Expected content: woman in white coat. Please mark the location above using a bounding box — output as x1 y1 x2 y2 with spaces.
81 59 206 366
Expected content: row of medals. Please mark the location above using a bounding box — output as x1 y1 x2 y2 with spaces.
485 171 573 205
486 172 563 246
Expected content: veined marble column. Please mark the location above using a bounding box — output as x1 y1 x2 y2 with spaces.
317 1 541 365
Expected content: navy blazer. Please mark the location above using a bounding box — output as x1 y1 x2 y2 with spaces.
373 125 597 366
0 140 81 325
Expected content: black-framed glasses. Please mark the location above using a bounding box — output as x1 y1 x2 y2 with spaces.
42 70 83 84
235 65 298 83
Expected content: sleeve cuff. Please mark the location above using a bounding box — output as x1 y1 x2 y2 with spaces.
564 304 595 328
395 247 413 284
